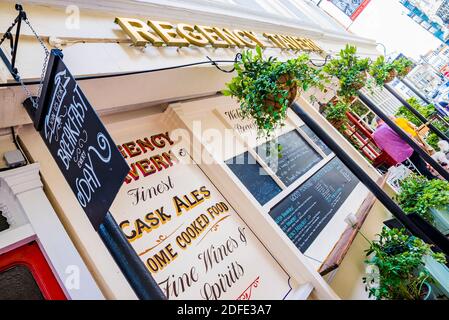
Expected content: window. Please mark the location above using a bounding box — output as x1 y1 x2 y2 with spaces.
225 122 333 210
255 130 323 187
0 242 66 300
224 122 361 254
0 265 44 300
226 151 282 205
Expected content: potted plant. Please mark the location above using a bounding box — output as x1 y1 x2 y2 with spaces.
369 56 397 86
363 227 447 300
396 174 449 234
325 99 349 131
394 57 414 77
323 44 370 101
395 97 435 143
426 118 449 150
394 98 449 150
223 46 323 141
395 97 436 126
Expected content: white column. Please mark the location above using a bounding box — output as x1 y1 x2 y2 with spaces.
0 163 104 300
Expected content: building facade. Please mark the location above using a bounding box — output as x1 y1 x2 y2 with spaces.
436 0 449 25
0 0 395 300
400 0 449 45
404 43 449 99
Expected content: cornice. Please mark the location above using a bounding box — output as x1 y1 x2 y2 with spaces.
0 163 43 195
12 0 376 45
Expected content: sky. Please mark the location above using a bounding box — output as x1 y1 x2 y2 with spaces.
322 0 443 60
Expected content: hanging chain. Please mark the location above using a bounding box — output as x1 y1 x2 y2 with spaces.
14 17 50 109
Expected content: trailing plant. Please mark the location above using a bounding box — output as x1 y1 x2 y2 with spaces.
325 99 349 125
396 173 449 224
363 227 446 300
393 57 414 77
323 44 370 101
223 46 323 140
369 56 397 86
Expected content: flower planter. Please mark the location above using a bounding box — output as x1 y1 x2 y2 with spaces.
363 227 447 300
423 254 449 299
429 207 449 236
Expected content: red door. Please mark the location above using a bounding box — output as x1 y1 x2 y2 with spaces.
0 241 66 300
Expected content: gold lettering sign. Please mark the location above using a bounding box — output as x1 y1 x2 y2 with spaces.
147 20 189 47
176 23 209 46
213 28 245 48
114 17 164 46
195 25 230 48
115 17 323 53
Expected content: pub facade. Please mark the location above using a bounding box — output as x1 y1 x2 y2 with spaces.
0 0 393 300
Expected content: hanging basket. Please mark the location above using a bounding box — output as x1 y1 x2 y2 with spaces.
385 69 398 83
329 119 347 130
264 73 298 110
398 66 412 78
351 71 367 91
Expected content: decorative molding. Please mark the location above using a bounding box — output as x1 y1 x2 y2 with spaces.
0 163 104 299
0 202 13 228
15 0 376 45
0 163 42 196
0 167 31 229
0 224 35 256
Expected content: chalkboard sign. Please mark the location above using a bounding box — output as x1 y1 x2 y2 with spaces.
226 151 282 205
29 51 129 230
256 130 323 186
269 157 359 252
300 124 332 156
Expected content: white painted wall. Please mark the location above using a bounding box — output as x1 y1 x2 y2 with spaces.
0 0 389 300
0 164 104 299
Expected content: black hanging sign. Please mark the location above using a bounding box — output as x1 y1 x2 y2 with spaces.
24 50 129 230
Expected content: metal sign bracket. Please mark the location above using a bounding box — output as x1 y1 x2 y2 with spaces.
0 4 26 81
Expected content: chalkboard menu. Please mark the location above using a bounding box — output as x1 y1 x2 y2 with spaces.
29 52 129 230
226 152 282 205
256 130 323 186
269 157 359 252
300 124 332 156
